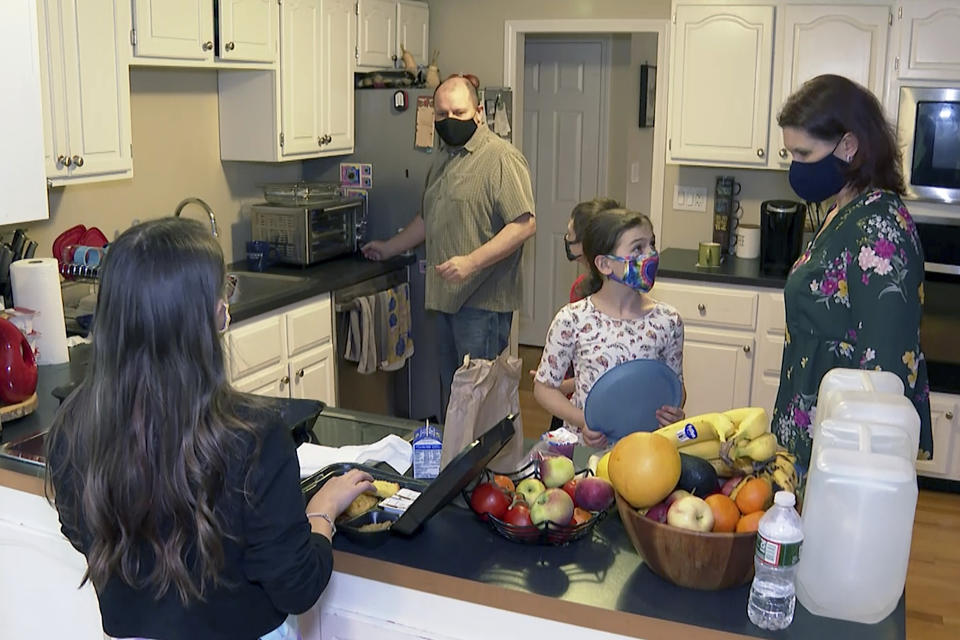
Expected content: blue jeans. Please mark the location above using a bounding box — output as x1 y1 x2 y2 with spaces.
435 307 513 420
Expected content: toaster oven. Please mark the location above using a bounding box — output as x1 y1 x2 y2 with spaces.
251 198 365 266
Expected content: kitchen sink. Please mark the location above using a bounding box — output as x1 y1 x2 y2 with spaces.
226 271 311 306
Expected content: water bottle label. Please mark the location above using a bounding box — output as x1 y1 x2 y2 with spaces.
756 533 801 567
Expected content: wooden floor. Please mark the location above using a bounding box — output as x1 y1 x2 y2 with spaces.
517 345 960 640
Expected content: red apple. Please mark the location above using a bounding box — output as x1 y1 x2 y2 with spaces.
665 489 691 508
539 455 575 488
0 318 38 404
644 501 669 523
469 482 510 521
562 477 579 503
574 476 614 511
529 488 574 529
502 500 533 528
666 495 715 532
721 476 745 497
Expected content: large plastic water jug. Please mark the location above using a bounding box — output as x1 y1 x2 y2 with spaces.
812 419 916 463
796 446 917 623
813 391 920 457
815 369 904 427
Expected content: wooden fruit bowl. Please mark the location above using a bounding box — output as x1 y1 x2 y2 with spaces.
616 492 756 590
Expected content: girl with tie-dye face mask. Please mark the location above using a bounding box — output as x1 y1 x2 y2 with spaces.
533 209 687 449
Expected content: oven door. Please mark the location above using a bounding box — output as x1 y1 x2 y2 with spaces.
307 200 362 263
917 216 960 393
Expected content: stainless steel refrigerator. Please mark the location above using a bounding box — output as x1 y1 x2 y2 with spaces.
303 89 441 422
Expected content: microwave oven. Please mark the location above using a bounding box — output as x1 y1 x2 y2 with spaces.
250 198 365 266
897 86 960 204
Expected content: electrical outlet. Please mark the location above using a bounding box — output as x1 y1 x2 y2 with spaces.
673 185 708 212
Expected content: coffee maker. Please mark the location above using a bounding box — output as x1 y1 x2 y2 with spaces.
760 200 806 275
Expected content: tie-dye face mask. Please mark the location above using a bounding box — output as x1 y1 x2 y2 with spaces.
605 250 659 293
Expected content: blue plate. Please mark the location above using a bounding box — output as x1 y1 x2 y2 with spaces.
584 359 683 441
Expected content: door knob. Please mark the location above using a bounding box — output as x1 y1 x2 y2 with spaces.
756 148 765 158
225 41 235 51
947 410 955 420
203 41 214 51
72 155 84 167
742 345 752 353
779 148 788 159
697 303 706 314
296 368 305 379
57 154 71 167
280 375 290 388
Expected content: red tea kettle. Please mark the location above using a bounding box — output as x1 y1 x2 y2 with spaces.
0 317 38 405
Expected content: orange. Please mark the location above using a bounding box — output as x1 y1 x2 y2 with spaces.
735 477 773 515
492 474 515 493
736 510 765 533
608 432 682 508
705 494 740 533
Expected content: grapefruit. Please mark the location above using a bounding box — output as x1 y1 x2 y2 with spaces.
607 432 681 508
596 451 612 480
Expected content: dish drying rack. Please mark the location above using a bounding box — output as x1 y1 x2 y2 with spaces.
59 262 100 283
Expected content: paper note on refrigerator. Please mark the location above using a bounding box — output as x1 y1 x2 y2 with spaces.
415 96 435 149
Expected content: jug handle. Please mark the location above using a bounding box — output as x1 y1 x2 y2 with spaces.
858 423 872 453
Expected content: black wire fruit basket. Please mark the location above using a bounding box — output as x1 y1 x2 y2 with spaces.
462 461 608 546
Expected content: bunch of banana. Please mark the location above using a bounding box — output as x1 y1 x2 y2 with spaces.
757 450 800 494
652 412 736 447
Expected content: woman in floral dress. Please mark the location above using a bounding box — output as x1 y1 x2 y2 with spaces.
773 74 932 477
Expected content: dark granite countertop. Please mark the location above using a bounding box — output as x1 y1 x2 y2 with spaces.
227 253 416 322
659 248 788 289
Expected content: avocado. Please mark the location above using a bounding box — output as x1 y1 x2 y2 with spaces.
677 453 720 497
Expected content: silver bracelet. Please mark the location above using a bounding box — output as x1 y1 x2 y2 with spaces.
306 512 336 537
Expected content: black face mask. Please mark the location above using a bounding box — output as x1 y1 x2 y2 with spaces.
564 236 580 262
788 139 849 203
435 117 477 147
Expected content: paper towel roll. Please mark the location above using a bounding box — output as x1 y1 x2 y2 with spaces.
10 258 69 364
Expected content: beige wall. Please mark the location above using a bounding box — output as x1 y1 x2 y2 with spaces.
429 0 799 249
625 33 658 216
607 34 632 203
5 68 301 262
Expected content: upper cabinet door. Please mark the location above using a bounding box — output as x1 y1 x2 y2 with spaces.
397 0 428 69
132 0 214 61
771 5 890 168
358 0 396 68
320 0 356 154
218 0 277 63
60 0 132 179
280 0 323 157
897 1 960 80
36 0 70 179
669 5 774 166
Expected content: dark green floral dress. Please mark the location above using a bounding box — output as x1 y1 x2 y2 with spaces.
773 190 932 475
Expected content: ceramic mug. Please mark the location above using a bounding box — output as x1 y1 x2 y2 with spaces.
735 223 761 259
698 241 722 268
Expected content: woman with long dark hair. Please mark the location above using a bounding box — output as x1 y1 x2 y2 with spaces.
774 74 932 480
46 218 373 640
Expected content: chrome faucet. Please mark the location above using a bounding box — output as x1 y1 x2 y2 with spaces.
174 197 219 237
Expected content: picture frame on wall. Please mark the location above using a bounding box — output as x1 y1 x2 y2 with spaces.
639 64 656 128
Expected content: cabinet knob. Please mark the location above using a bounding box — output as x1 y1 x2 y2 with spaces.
697 303 706 314
57 154 71 168
72 154 84 167
756 148 765 158
318 136 323 146
392 54 398 61
203 40 214 51
779 147 788 159
947 410 955 420
280 375 290 387
225 41 235 52
742 345 752 354
296 368 305 379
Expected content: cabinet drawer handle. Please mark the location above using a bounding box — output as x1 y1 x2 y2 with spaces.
756 148 765 158
697 303 706 314
225 41 235 51
742 345 751 354
779 147 788 159
72 155 84 167
318 136 323 146
57 154 71 167
296 368 305 379
203 40 214 51
947 410 955 420
280 375 290 388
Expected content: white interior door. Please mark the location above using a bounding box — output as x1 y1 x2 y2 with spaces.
520 39 604 347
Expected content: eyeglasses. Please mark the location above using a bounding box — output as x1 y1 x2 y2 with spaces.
224 273 238 301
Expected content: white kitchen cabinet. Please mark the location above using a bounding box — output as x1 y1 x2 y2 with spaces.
131 0 277 64
357 0 428 70
0 487 103 638
1 0 48 224
218 0 355 160
397 0 429 70
916 392 958 479
227 294 337 406
38 0 133 186
752 291 786 417
894 1 960 80
668 5 775 166
769 4 890 169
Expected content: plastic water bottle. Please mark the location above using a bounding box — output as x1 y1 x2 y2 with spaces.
747 491 803 630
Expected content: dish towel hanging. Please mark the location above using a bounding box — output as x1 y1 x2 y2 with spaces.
375 283 415 372
343 294 378 374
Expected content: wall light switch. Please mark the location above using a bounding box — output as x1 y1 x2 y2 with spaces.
673 185 708 212
630 162 641 184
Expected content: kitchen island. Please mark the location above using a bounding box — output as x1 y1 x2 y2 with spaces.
0 366 904 639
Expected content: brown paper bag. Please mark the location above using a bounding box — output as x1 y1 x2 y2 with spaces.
440 352 525 473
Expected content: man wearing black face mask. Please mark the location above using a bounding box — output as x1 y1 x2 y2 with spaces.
362 75 536 417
